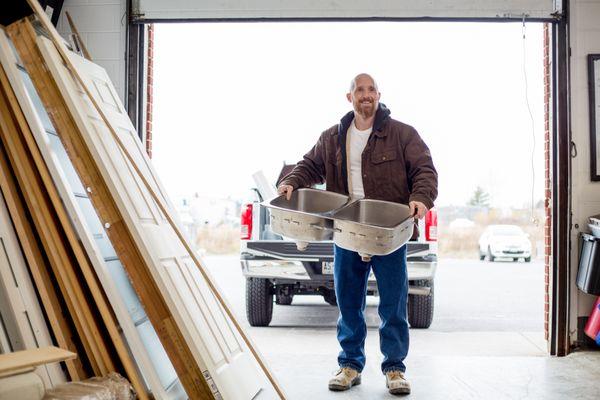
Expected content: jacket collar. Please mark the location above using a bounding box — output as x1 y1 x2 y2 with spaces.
337 103 391 137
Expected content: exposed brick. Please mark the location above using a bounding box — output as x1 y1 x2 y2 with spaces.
145 24 154 158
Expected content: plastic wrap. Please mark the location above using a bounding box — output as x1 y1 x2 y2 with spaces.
43 373 135 400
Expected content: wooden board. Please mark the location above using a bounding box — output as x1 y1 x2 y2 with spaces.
0 52 116 376
0 173 66 388
0 27 181 400
7 19 215 400
0 129 86 381
0 347 76 377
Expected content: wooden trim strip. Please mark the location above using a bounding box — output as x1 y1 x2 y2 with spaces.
7 18 213 400
65 12 91 61
0 346 76 377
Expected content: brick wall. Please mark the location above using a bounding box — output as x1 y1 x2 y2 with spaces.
543 22 551 342
146 24 154 158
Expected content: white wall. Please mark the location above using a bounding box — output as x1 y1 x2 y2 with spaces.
56 0 127 102
568 0 600 341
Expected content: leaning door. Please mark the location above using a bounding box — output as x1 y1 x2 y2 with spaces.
36 35 263 399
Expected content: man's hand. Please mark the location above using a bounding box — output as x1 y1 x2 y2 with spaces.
409 201 428 219
277 184 294 201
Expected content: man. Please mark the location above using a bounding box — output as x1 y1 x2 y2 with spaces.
277 73 437 395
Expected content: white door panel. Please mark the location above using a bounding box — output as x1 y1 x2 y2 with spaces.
36 35 263 399
0 29 179 398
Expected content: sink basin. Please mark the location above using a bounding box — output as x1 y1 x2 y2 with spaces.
331 199 414 261
264 188 350 245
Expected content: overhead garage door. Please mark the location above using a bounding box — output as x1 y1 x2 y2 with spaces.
131 0 561 21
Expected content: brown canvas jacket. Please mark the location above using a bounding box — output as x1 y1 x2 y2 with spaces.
280 104 438 210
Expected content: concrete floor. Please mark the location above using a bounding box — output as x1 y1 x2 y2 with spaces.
204 256 600 399
253 329 600 399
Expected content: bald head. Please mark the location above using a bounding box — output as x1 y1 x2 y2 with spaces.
347 73 380 119
349 73 379 92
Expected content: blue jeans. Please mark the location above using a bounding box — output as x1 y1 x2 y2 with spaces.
333 244 409 374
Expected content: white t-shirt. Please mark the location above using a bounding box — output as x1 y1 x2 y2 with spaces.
347 120 372 199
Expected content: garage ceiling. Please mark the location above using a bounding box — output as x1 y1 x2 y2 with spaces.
131 0 562 22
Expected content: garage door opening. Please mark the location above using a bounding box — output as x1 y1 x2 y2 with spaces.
147 20 553 396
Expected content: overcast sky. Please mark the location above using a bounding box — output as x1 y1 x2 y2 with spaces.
152 21 544 208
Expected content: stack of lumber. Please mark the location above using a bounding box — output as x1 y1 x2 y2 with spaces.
0 2 285 400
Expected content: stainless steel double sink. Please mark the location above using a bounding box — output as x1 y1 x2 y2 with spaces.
264 188 415 261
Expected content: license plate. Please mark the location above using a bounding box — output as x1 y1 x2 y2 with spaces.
321 263 374 279
322 262 334 274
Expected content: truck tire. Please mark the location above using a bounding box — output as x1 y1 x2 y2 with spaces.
246 278 273 327
408 280 434 329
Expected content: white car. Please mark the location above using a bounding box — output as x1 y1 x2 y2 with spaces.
478 225 532 262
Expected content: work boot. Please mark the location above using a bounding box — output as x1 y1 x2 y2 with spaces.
385 370 411 395
328 366 361 391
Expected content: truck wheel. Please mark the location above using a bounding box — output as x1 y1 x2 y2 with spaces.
525 256 531 262
276 293 293 305
246 278 273 327
408 280 434 329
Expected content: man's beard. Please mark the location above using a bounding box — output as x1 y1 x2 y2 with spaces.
355 100 376 118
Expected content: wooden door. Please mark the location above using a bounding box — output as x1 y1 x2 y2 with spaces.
0 29 187 399
36 35 263 400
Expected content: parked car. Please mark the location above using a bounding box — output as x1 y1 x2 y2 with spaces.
478 224 532 262
240 167 438 329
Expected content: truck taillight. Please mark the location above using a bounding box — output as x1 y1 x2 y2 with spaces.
240 203 253 240
425 209 437 242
